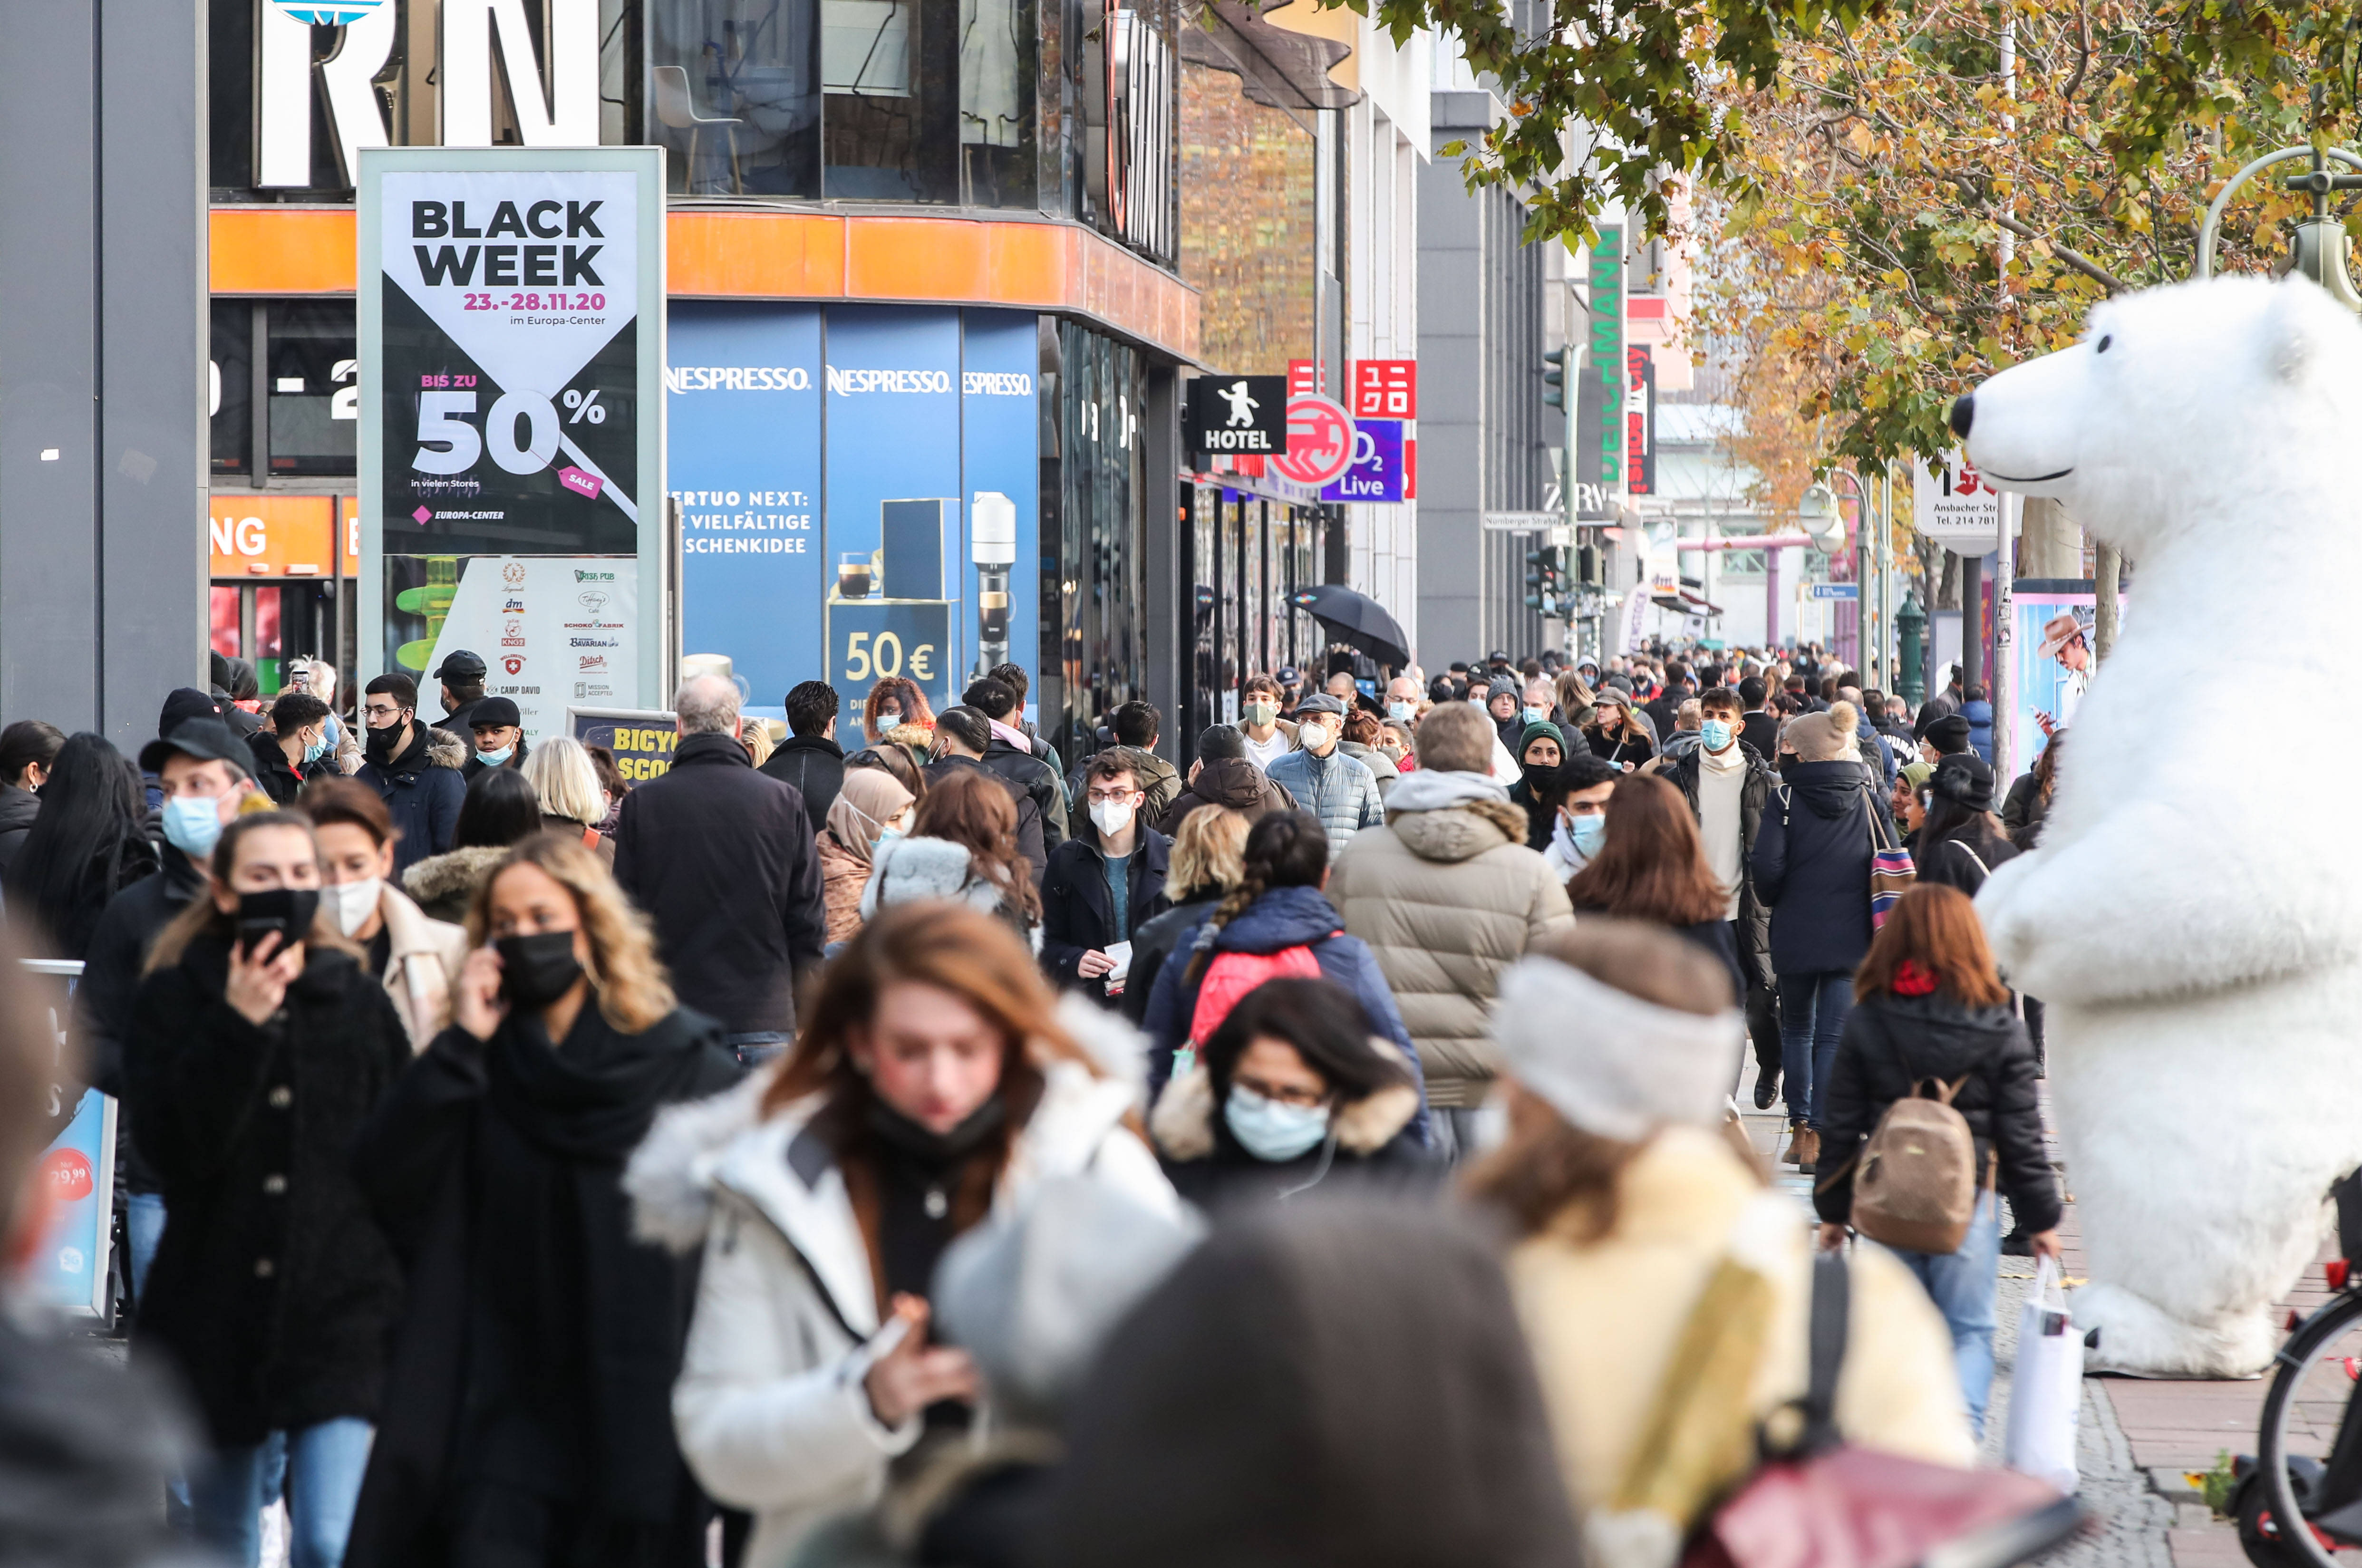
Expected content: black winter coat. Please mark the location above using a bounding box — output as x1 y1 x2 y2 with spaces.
1039 824 1172 989
77 843 210 1195
760 734 846 837
1749 760 1876 977
1813 991 2061 1234
246 731 307 806
925 754 1047 882
2000 774 2051 849
614 731 826 1035
0 783 38 876
459 736 529 785
982 738 1070 852
345 1007 738 1568
124 934 411 1447
1738 710 1781 763
1154 757 1291 835
357 722 468 878
1656 741 1779 989
1121 893 1219 1025
1914 823 2021 898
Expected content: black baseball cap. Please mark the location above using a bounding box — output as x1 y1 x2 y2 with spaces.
469 697 523 730
139 716 253 777
433 649 488 681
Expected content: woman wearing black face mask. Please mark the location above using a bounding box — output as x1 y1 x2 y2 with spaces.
123 810 412 1568
1508 720 1569 851
345 831 739 1568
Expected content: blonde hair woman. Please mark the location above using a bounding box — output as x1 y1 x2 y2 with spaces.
1471 920 1970 1564
520 734 615 863
342 832 740 1568
1121 805 1249 1025
627 903 1178 1568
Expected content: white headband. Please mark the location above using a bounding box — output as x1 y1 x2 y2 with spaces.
1492 958 1745 1142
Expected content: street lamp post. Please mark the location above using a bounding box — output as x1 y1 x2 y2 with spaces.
1897 590 1926 707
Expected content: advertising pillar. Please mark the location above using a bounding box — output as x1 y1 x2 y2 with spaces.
358 148 666 741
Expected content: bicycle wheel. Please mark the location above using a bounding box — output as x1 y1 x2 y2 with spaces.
2258 1286 2362 1568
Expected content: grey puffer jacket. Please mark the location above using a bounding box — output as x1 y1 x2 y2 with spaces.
1264 747 1384 859
1327 776 1575 1109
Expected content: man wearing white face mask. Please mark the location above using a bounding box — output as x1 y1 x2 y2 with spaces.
1264 694 1384 860
1040 755 1172 997
299 778 468 1049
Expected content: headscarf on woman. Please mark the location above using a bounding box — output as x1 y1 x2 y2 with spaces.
818 766 914 945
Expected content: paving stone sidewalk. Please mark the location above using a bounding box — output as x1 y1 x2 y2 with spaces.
1735 1065 2344 1568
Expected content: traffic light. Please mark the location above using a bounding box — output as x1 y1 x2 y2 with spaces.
1577 543 1602 588
1543 348 1566 408
1524 548 1549 611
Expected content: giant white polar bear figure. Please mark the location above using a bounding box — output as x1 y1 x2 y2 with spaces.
1965 275 2362 1378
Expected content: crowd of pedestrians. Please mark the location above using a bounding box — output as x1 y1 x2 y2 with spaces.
0 636 2074 1568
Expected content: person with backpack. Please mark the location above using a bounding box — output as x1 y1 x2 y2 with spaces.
1812 884 2061 1439
1910 754 2020 898
1138 810 1429 1144
1475 921 1971 1549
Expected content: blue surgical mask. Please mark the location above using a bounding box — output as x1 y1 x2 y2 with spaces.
475 746 514 768
1569 814 1607 856
162 794 226 860
302 734 331 765
1522 705 1549 726
1224 1084 1332 1163
1387 701 1415 723
1700 719 1734 751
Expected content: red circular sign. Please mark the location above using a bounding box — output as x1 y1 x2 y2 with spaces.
1270 395 1356 487
42 1149 92 1204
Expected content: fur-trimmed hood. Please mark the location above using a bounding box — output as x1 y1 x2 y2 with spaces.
399 843 510 906
625 994 1163 1261
422 727 468 770
1149 1041 1422 1162
860 834 1004 920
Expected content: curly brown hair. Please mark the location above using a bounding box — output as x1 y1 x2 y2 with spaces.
862 677 935 739
466 831 678 1032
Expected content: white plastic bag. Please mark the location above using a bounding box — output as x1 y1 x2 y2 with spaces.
2004 1254 2083 1493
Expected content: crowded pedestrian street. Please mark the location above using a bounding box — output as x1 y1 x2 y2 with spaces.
10 0 2362 1564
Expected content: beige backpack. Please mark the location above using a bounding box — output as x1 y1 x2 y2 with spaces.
1847 1053 1981 1255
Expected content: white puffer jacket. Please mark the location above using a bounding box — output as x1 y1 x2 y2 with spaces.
625 1036 1176 1568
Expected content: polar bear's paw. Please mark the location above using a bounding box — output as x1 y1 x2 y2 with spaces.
2073 1281 2275 1380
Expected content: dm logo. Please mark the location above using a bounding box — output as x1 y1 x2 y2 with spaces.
270 0 387 22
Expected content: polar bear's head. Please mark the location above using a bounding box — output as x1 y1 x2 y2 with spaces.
1957 276 2362 553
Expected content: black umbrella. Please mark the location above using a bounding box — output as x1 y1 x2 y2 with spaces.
1287 585 1411 669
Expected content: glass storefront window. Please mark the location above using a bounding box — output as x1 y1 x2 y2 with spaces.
959 0 1037 207
1042 320 1145 759
211 302 252 477
824 0 959 200
649 0 823 197
267 303 358 476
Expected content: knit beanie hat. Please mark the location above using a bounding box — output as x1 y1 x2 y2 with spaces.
1782 701 1860 764
1898 760 1936 795
1491 957 1744 1141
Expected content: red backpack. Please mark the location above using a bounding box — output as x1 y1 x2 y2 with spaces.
1185 946 1323 1050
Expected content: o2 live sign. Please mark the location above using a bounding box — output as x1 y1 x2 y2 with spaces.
357 147 666 742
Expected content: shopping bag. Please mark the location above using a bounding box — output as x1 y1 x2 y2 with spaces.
2003 1255 2083 1494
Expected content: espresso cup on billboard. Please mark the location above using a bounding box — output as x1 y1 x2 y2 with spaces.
979 591 1009 641
838 553 873 600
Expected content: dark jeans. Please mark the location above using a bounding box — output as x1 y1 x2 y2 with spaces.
1777 970 1854 1129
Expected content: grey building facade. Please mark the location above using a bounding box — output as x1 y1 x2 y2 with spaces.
1415 89 1550 666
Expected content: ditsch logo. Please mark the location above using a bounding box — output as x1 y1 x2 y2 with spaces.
664 366 813 394
502 562 527 586
578 654 609 672
503 655 525 675
42 1149 93 1204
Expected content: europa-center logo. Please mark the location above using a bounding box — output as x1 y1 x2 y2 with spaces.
271 0 387 22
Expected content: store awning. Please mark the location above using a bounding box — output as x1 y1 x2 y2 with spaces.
1181 0 1363 113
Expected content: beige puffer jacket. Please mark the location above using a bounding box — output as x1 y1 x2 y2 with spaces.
1327 787 1574 1108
